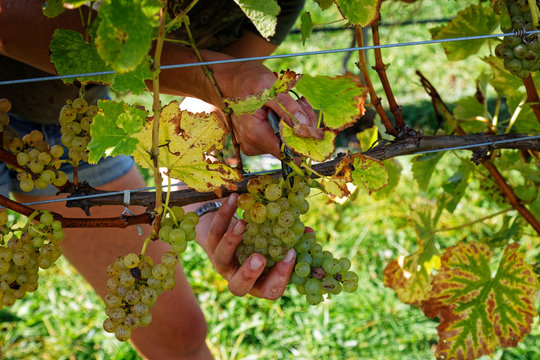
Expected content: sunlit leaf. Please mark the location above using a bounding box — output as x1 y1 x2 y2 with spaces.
422 242 540 360
87 100 147 164
442 162 471 213
430 4 500 61
133 101 241 195
295 73 366 130
336 0 382 27
411 152 444 192
281 122 336 162
320 155 353 198
351 153 388 194
233 0 280 39
372 159 401 200
50 29 114 85
453 96 491 133
96 0 162 73
300 12 313 45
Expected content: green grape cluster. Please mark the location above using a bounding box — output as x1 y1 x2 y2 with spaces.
158 207 199 255
291 232 359 305
495 0 540 78
2 129 67 192
0 211 64 308
103 251 179 341
0 98 11 131
235 175 310 267
59 97 97 163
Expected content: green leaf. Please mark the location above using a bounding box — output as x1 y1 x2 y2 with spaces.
453 96 490 133
111 56 152 95
63 0 89 7
483 56 525 98
224 89 272 115
336 0 382 27
133 101 241 195
442 162 471 213
295 74 366 130
42 0 66 18
233 0 280 39
422 242 540 360
411 152 444 192
87 100 146 164
483 216 522 249
50 29 114 85
300 12 313 45
430 4 500 61
95 0 161 73
351 154 388 195
372 159 401 200
281 122 335 162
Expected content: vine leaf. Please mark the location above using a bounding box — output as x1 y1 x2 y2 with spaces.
320 155 354 198
372 159 402 200
133 101 241 196
430 3 500 61
95 0 162 73
422 242 540 360
335 0 382 27
111 56 152 95
351 154 388 194
224 70 302 115
453 96 491 133
442 161 471 213
411 152 444 192
87 100 147 164
233 0 280 39
50 29 114 85
300 12 313 45
295 73 367 131
281 122 336 162
314 0 333 10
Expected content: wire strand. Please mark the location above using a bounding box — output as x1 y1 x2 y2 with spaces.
4 134 538 208
1 31 538 86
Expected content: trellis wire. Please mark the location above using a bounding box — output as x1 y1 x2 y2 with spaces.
1 30 539 86
5 134 538 208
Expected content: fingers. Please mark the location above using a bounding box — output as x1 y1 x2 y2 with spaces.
213 220 245 276
251 249 296 300
227 253 267 297
271 93 317 128
206 194 238 253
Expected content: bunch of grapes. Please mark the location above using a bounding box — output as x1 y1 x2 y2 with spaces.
2 129 67 192
103 251 179 341
291 232 359 305
235 174 309 267
0 98 11 131
158 206 199 255
59 97 98 163
495 0 540 78
0 211 64 308
235 174 358 305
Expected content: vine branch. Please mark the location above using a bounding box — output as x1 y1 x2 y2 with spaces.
523 74 540 124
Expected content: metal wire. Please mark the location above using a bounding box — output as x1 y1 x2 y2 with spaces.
4 134 538 208
1 30 539 86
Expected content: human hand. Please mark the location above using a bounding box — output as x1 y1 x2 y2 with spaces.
204 193 296 300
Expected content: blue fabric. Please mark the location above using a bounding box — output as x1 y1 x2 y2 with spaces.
0 114 134 197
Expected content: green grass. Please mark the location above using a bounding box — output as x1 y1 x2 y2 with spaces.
2 1 539 359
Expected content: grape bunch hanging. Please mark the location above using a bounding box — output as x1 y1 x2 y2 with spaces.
495 0 540 78
235 174 358 305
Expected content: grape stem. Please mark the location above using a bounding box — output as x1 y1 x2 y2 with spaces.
527 0 540 29
522 74 540 125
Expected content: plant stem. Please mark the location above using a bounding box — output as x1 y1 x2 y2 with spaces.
492 94 501 129
165 0 199 32
150 6 167 236
434 207 512 233
354 26 398 137
482 161 540 235
370 22 405 129
523 74 540 124
183 17 244 171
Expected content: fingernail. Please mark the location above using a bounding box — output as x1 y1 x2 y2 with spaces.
283 249 295 263
294 111 309 125
228 193 238 206
233 221 245 235
250 255 264 270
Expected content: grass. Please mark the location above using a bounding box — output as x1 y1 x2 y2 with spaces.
1 0 539 359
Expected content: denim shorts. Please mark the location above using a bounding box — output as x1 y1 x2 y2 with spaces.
0 114 134 197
